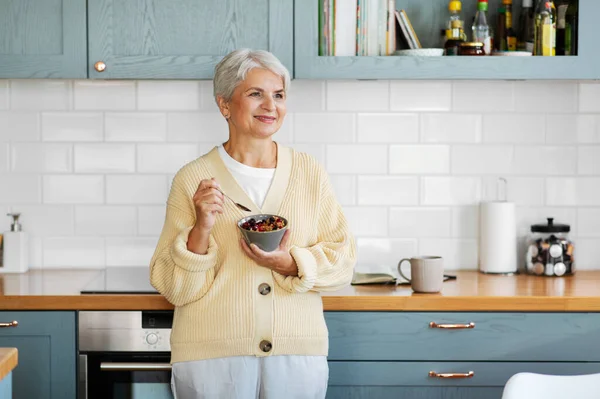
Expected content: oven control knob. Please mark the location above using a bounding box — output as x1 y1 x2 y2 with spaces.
146 333 159 345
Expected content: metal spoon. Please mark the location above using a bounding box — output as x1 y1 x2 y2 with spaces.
216 188 252 212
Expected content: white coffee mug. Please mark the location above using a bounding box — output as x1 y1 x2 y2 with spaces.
397 256 444 293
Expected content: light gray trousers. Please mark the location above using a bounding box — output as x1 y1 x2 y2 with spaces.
171 355 329 399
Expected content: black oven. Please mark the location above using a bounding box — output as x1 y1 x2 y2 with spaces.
78 311 174 399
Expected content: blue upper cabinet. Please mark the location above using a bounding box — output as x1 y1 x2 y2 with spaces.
0 0 87 78
295 0 597 80
87 0 294 79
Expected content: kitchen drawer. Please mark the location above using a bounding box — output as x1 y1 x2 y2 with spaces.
325 312 600 361
328 361 600 387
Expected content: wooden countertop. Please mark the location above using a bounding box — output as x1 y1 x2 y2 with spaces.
0 348 18 381
2 268 600 311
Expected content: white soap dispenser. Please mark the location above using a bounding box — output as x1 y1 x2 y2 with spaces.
0 213 29 273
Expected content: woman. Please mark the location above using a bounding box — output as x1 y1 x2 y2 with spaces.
149 48 356 399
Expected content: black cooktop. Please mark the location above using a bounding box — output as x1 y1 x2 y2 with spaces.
80 267 159 294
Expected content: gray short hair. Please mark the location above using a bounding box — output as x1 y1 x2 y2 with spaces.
213 49 291 104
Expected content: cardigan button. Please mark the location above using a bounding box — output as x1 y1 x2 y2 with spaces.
258 283 271 295
259 340 272 353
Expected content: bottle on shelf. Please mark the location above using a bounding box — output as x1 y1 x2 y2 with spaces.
565 0 578 55
444 0 467 55
517 0 536 52
472 0 493 55
556 1 568 55
496 6 506 51
503 0 518 51
534 0 557 56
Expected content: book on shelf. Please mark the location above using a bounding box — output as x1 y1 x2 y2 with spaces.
395 9 422 50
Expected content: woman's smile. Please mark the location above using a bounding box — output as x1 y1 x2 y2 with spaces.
255 115 276 124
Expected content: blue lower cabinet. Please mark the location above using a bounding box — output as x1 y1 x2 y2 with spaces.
0 372 13 398
0 311 76 399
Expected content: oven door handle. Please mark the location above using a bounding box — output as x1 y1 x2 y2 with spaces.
100 362 172 371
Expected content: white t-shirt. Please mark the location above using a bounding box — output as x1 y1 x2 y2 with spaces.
217 145 275 209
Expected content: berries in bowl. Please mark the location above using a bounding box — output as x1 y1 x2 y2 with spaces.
238 214 288 252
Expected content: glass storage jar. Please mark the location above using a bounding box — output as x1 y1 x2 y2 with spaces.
526 218 575 277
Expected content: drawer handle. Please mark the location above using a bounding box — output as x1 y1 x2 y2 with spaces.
0 321 18 328
429 322 475 329
429 371 474 379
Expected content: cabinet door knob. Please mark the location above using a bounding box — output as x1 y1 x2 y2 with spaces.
429 322 475 329
94 61 106 72
429 371 474 379
0 320 18 328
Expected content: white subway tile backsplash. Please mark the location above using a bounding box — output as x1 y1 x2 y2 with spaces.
513 146 577 175
11 143 72 173
43 175 104 204
327 145 387 174
483 114 545 143
579 83 600 113
356 238 417 267
10 80 70 110
546 178 600 206
329 175 356 206
75 206 137 236
106 237 158 267
421 114 482 143
167 112 228 143
294 113 355 143
577 146 600 175
452 81 514 112
42 113 103 142
357 176 418 205
357 113 418 143
343 206 388 237
451 145 513 175
0 143 7 173
286 81 325 112
43 237 105 268
419 238 478 270
482 177 545 206
546 115 597 144
577 208 600 238
390 207 451 238
74 81 136 110
105 113 167 142
75 144 135 173
137 144 199 173
10 205 74 236
0 112 40 142
452 206 479 238
0 206 10 232
0 175 41 204
106 175 168 204
568 239 600 270
138 205 167 236
327 81 389 111
390 145 449 174
515 82 578 113
390 81 452 111
3 79 600 270
0 81 8 110
422 177 481 205
137 81 200 110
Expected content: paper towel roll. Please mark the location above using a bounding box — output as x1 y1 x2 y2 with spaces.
479 201 517 274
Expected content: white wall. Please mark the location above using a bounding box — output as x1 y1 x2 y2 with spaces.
0 79 599 271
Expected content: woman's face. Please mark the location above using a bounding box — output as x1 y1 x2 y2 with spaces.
221 68 287 140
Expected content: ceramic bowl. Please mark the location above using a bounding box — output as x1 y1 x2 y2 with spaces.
238 214 288 252
394 48 444 57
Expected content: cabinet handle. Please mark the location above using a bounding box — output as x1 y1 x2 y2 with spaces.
429 322 475 329
94 61 106 72
429 371 474 379
0 320 18 328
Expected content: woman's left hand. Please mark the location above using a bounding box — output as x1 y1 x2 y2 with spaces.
240 229 298 276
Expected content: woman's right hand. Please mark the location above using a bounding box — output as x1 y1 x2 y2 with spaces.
192 178 224 233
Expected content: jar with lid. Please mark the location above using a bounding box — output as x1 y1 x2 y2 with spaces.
459 42 486 55
526 218 574 277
